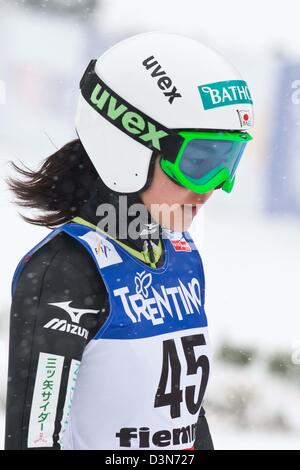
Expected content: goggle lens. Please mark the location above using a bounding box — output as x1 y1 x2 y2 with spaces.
179 139 247 184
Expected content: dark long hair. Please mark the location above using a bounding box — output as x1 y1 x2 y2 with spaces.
7 139 99 227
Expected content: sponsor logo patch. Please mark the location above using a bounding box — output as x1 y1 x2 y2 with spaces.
58 359 81 449
43 301 100 339
80 231 123 268
140 223 159 236
198 80 253 110
170 239 192 252
27 353 64 448
115 422 197 448
113 270 202 326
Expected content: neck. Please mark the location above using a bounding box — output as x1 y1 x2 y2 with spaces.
78 179 163 262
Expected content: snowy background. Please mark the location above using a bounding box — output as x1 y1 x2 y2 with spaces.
1 0 300 450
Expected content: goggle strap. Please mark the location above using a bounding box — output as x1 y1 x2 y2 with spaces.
79 60 183 157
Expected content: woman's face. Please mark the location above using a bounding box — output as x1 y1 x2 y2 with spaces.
140 157 214 231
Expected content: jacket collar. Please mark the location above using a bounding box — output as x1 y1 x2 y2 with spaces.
78 179 164 266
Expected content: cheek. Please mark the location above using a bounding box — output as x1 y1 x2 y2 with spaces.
201 190 214 203
158 171 189 204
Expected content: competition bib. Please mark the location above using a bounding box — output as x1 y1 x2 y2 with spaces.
60 221 211 450
13 220 211 450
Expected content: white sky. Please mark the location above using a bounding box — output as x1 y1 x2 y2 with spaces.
99 0 300 57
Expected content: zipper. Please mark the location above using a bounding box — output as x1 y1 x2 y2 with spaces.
147 240 156 266
143 240 157 268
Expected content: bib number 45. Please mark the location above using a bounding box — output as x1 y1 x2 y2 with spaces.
154 333 209 419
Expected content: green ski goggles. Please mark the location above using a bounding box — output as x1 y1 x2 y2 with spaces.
160 130 253 194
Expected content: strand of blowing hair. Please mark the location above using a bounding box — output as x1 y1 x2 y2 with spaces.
7 139 99 227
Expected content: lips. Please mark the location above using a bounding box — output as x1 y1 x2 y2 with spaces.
180 203 202 208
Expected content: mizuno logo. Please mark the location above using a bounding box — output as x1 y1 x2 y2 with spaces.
140 223 159 236
43 318 89 339
142 55 182 104
89 84 169 150
43 301 100 338
48 301 99 324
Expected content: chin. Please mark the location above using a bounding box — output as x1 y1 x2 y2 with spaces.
170 218 193 232
158 206 196 232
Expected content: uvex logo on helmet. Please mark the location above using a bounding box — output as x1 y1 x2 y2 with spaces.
142 55 182 104
89 82 169 151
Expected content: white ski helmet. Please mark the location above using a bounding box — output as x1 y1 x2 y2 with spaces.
76 31 254 193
